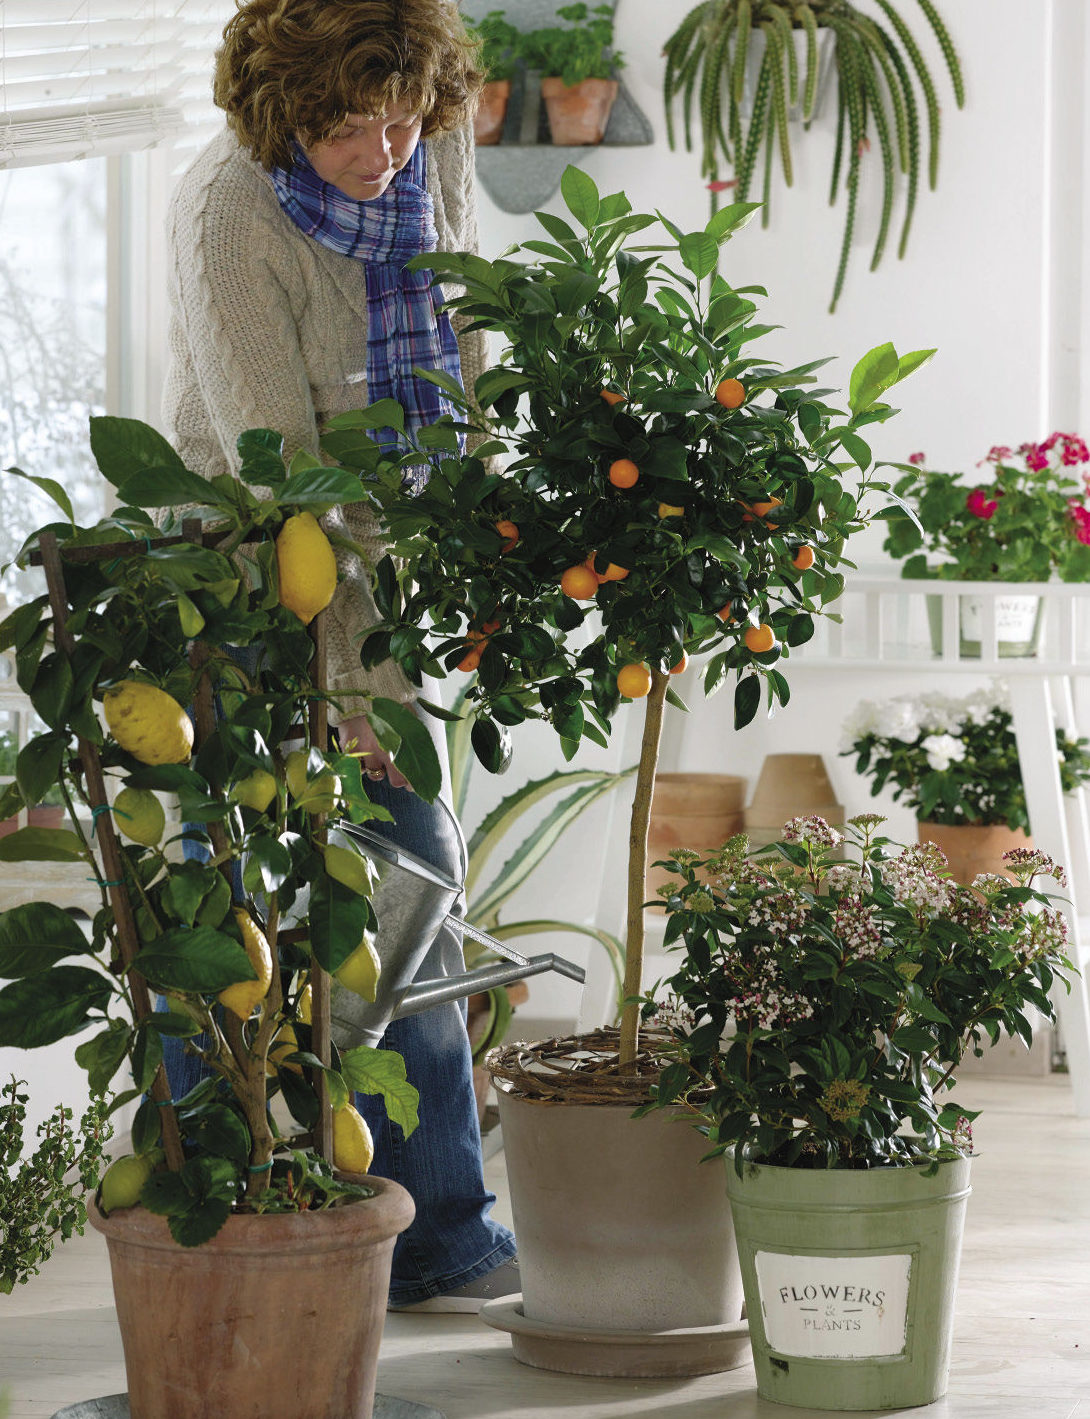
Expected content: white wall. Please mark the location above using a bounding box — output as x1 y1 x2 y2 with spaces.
467 0 1090 1037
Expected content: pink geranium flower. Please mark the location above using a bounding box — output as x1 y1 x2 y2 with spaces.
966 488 999 520
1069 503 1090 546
907 451 926 465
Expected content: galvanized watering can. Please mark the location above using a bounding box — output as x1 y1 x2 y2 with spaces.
326 814 585 1050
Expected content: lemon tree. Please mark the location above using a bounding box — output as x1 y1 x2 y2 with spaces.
0 425 431 1246
326 167 931 1063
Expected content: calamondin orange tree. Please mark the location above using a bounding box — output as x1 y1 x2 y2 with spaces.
0 424 428 1256
323 166 932 1068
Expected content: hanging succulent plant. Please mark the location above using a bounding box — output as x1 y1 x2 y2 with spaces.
663 0 964 310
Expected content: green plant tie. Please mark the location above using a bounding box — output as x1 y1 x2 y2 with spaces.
247 1160 274 1172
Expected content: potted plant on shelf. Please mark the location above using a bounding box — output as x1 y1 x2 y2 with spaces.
840 680 1090 882
662 0 964 310
644 814 1071 1409
882 433 1090 656
324 163 932 1374
0 420 429 1418
520 2 625 145
465 8 522 144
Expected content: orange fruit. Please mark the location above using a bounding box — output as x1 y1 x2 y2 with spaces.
670 651 689 675
584 553 608 585
744 623 776 654
602 562 630 582
616 663 653 699
608 458 640 489
495 519 519 552
560 564 600 600
716 605 735 623
457 648 482 672
715 378 746 409
658 502 685 519
600 389 626 407
481 618 502 635
792 544 815 571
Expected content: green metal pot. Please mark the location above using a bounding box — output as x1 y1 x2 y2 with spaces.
725 1154 971 1410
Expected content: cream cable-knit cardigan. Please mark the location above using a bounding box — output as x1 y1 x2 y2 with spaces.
162 123 487 719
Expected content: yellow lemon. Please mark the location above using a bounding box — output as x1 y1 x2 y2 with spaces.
99 1153 155 1214
276 512 337 625
103 682 193 765
323 842 377 897
112 787 165 847
230 768 278 813
332 1104 375 1174
217 908 274 1020
285 749 339 815
334 933 381 1002
266 983 312 1076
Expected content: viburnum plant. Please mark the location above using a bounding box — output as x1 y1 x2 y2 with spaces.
840 682 1090 832
642 814 1071 1169
326 166 931 1063
882 432 1090 581
0 419 426 1245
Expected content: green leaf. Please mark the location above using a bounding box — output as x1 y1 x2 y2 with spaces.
0 966 113 1047
897 348 937 381
324 399 406 435
734 674 761 730
678 231 719 280
309 875 373 974
132 927 256 993
474 368 532 410
560 165 600 228
89 416 188 487
192 1104 251 1167
705 202 761 240
0 827 86 862
340 1045 420 1137
281 468 368 508
116 467 223 508
15 734 66 807
367 698 442 802
0 902 93 978
848 342 900 414
839 430 872 472
73 1020 132 1094
242 836 293 896
4 466 75 521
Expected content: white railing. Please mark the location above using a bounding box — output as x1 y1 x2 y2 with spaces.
803 576 1090 674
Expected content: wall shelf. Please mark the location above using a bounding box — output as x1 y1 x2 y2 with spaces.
463 0 653 213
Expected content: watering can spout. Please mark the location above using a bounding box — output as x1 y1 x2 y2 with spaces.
391 952 585 1021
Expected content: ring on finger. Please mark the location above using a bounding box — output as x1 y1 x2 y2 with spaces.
366 767 385 781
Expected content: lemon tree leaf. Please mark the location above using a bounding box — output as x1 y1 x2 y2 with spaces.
309 876 372 974
132 928 255 992
89 415 188 485
0 827 85 862
340 1045 420 1137
0 966 113 1047
0 902 93 978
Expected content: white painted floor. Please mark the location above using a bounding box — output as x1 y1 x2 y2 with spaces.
4 1075 1090 1418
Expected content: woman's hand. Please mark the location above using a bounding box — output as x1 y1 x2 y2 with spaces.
336 713 411 791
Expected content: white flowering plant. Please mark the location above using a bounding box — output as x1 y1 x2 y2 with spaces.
841 684 1090 832
641 815 1071 1169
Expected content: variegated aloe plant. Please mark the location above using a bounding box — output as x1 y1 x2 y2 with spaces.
446 687 630 1057
663 0 963 310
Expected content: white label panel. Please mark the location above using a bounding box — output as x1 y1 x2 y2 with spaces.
755 1251 913 1359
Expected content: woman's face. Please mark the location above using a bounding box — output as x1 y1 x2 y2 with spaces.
303 102 424 200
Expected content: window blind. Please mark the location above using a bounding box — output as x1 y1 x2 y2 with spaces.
0 0 232 169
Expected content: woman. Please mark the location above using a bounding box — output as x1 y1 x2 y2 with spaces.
162 0 517 1312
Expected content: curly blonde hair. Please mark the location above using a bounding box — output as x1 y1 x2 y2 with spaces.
214 0 485 169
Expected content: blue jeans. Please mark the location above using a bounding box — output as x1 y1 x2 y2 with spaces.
161 700 514 1303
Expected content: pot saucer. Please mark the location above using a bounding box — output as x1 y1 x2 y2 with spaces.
479 1296 751 1378
52 1396 445 1419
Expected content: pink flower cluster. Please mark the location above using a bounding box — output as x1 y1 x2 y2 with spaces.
966 487 999 520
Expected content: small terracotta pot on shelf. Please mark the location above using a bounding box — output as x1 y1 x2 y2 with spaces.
540 76 618 144
474 79 512 145
744 752 843 850
645 772 746 904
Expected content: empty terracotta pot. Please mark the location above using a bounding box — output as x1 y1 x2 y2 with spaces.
917 819 1032 886
745 752 843 842
646 772 746 902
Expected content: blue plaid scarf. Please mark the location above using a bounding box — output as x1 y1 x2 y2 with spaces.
269 141 464 483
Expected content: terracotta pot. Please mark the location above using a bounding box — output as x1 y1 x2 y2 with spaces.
540 76 619 145
474 78 511 145
482 1089 749 1377
28 804 65 829
646 772 746 902
744 752 843 849
917 819 1032 886
88 1177 414 1419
